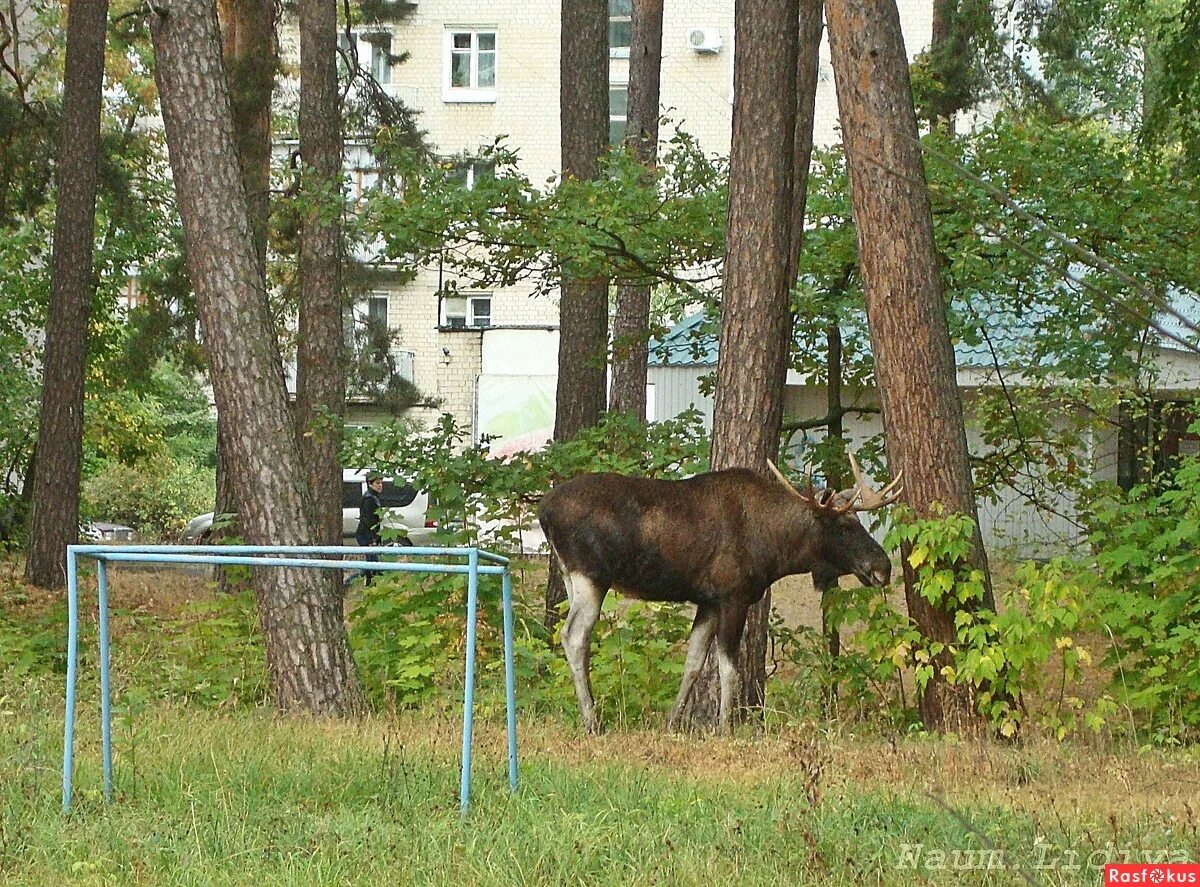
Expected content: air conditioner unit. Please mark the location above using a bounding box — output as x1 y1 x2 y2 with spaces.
687 27 722 53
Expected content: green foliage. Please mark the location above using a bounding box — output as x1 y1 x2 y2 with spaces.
345 315 432 413
151 591 267 708
910 0 1001 122
884 511 1092 738
0 594 64 687
363 129 726 302
350 569 502 709
1081 430 1200 742
81 455 214 538
776 511 1090 738
1146 0 1200 171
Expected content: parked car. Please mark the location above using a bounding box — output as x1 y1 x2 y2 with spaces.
81 521 135 542
180 469 436 544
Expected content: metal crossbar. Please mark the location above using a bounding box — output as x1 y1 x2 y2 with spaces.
61 544 518 816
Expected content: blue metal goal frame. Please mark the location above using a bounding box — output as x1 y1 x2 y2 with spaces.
61 544 518 815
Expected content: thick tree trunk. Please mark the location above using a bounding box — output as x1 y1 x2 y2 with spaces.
152 0 363 715
609 0 663 419
826 0 991 732
24 0 108 589
295 0 345 547
213 0 275 588
216 0 275 268
547 0 610 625
686 0 801 728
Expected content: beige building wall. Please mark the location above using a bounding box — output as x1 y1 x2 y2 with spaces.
282 3 938 434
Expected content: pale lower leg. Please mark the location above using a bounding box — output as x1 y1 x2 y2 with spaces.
667 607 718 730
716 645 740 734
560 572 605 733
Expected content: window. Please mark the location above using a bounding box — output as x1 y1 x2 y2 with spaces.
609 84 628 145
441 293 493 329
444 29 497 102
368 34 392 85
352 167 379 203
608 0 631 57
367 294 389 327
449 157 496 190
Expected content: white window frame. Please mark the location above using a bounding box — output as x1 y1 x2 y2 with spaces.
365 292 390 329
441 293 493 329
447 156 496 190
608 0 631 58
369 34 392 85
609 82 628 146
443 28 497 103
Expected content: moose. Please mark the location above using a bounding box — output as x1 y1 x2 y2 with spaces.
538 456 902 733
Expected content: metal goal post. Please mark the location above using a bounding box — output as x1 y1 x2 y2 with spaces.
61 544 518 815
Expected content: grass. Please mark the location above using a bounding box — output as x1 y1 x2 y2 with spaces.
3 684 1198 886
1 561 1199 885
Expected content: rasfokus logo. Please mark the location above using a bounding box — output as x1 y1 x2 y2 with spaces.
1105 864 1200 884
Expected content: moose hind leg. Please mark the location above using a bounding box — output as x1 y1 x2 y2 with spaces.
667 604 718 732
560 572 606 734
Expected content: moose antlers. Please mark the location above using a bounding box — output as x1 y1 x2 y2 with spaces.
766 454 903 514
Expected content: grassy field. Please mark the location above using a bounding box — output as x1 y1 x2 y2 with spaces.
1 562 1197 885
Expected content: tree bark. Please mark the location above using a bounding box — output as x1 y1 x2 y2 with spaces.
24 0 108 589
825 0 991 732
295 0 345 547
152 0 363 715
686 0 802 728
216 0 275 269
547 0 610 625
609 0 663 419
213 0 275 588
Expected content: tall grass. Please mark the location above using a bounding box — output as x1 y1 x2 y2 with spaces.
2 685 1197 886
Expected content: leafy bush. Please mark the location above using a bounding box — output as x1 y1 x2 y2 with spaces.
768 510 1093 737
349 568 500 709
1081 437 1200 743
81 455 214 538
878 511 1092 737
151 591 267 708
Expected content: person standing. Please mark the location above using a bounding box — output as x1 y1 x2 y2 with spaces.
349 471 385 585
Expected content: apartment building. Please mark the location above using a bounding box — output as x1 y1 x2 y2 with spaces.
308 2 936 445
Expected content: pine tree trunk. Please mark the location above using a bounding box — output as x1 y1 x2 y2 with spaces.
213 0 275 588
686 0 801 728
24 0 108 589
547 0 610 625
609 0 663 419
151 0 363 715
295 0 345 547
826 0 991 732
217 0 275 269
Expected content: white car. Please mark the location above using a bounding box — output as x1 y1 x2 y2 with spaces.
180 469 436 544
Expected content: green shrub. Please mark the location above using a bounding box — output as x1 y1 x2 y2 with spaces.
152 591 267 708
82 456 214 538
1081 435 1200 743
